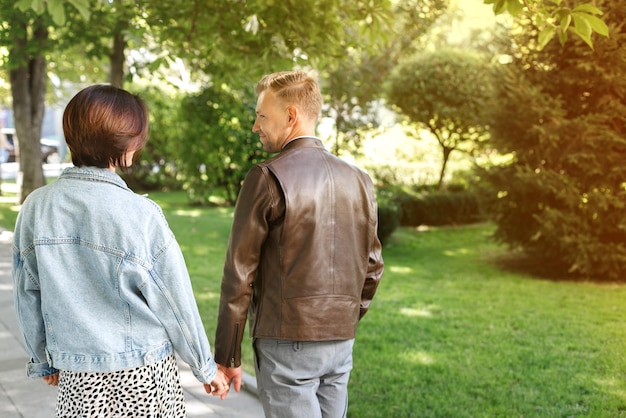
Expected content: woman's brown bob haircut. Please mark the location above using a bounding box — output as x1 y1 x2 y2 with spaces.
62 84 149 170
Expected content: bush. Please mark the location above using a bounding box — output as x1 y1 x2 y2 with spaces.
177 84 267 205
122 85 186 192
377 200 401 246
395 188 485 227
483 0 626 280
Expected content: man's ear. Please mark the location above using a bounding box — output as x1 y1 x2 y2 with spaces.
287 106 298 125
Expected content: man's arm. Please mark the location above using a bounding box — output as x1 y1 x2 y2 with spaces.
214 166 277 367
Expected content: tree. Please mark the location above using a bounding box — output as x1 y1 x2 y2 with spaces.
4 0 398 201
0 0 91 202
387 48 495 189
322 0 448 156
483 0 626 280
0 7 51 202
5 0 606 203
483 0 609 49
61 0 139 88
124 84 185 192
128 0 396 86
176 83 265 205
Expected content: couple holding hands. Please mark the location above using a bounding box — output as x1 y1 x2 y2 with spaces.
12 71 383 417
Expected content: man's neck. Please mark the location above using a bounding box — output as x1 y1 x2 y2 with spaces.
282 134 318 149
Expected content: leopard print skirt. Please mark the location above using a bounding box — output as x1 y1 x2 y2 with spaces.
55 354 186 417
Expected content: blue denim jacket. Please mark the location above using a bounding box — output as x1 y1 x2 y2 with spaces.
12 166 217 384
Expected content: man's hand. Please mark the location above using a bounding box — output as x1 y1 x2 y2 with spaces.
218 364 243 397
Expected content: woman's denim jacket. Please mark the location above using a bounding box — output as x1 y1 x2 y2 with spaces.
12 167 217 384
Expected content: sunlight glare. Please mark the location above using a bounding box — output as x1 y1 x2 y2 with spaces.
173 209 203 218
194 292 220 301
401 350 435 366
594 378 626 400
389 266 412 274
443 248 470 256
400 307 434 318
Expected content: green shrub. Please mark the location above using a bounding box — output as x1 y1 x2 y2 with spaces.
177 84 267 205
377 200 401 246
397 189 485 227
123 85 186 192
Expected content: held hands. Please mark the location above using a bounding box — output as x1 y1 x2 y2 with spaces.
204 368 229 399
203 366 232 400
218 364 242 394
203 364 243 400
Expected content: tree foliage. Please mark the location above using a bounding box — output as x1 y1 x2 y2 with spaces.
132 0 396 86
2 0 397 201
0 4 55 202
483 0 609 49
387 48 495 189
322 0 448 156
3 0 610 203
123 84 185 192
14 0 90 25
177 83 266 206
124 83 265 204
484 0 626 280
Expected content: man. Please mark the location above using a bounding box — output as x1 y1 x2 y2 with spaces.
214 70 384 417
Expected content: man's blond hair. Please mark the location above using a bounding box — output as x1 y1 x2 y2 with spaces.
256 70 322 122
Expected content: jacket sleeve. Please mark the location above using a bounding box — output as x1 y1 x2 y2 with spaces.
146 234 217 384
214 166 277 367
12 244 60 379
359 183 384 319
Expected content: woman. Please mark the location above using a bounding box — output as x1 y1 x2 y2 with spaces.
12 84 229 417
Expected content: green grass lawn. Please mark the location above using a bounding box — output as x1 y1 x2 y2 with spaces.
2 183 625 417
351 225 626 417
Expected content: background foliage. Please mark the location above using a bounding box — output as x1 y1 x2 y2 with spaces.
1 0 623 282
387 47 494 189
176 83 266 206
482 0 626 280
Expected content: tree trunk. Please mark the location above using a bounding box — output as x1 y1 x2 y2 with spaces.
109 30 126 88
109 1 128 90
333 112 344 156
437 146 453 190
9 19 47 203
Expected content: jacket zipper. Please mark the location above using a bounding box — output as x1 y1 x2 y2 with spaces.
229 322 239 368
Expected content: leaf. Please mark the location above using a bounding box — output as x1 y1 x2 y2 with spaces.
506 0 524 16
571 13 594 48
572 4 603 15
538 25 556 50
584 14 610 37
15 0 45 13
576 31 593 49
559 13 571 33
67 0 91 21
47 0 67 26
491 0 507 15
571 12 592 37
14 0 33 11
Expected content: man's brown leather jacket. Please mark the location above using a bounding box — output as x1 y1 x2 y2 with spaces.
214 137 384 368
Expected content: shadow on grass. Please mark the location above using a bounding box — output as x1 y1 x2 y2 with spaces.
492 251 625 285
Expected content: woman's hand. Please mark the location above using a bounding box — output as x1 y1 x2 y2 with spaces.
42 373 59 386
204 368 231 400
